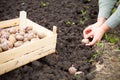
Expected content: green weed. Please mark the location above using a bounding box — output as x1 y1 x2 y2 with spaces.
89 50 101 63
40 1 48 7
104 33 119 44
96 42 104 48
80 9 87 16
65 20 75 25
79 16 88 25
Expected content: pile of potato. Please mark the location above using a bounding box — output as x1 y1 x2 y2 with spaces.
0 26 46 52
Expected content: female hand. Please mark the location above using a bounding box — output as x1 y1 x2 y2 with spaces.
84 26 106 46
83 21 110 46
83 21 104 39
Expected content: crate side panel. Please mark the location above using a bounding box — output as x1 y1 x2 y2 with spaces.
0 18 19 28
0 35 56 64
0 48 55 75
26 19 53 36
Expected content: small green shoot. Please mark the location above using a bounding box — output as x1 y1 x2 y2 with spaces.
80 9 87 16
89 50 101 63
79 17 88 25
96 42 104 48
74 74 81 79
104 33 119 44
40 1 48 7
65 20 75 25
79 19 84 24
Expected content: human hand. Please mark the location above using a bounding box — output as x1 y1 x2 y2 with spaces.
83 22 103 39
84 27 105 46
83 17 106 39
83 23 110 46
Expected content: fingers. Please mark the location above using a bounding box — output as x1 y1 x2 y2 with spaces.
83 28 92 38
85 32 93 39
86 36 100 46
86 38 98 46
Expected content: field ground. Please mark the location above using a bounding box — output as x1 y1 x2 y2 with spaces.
0 0 120 80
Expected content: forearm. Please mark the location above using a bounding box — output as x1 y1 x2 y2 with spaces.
104 5 120 29
97 17 106 24
98 0 117 19
101 23 110 33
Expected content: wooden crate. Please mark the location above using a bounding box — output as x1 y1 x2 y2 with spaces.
0 11 57 75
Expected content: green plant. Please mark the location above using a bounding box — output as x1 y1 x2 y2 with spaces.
40 1 48 7
79 9 88 25
104 33 119 44
79 16 88 25
89 50 101 63
79 19 84 25
80 9 87 16
65 20 75 25
74 74 81 79
83 16 88 21
96 42 104 48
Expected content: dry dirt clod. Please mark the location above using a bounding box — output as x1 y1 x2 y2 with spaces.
68 65 77 75
95 62 104 72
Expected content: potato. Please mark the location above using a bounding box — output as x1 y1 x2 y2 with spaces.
8 35 16 44
24 26 33 32
24 33 28 38
7 41 13 48
1 42 9 51
37 32 46 39
1 30 6 35
33 30 38 35
16 34 24 41
1 40 13 51
68 65 77 75
81 39 89 44
1 32 10 40
27 32 35 41
23 38 28 42
8 27 17 34
19 31 25 36
0 38 8 43
14 41 23 47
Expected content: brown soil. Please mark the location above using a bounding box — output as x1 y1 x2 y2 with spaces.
0 0 120 80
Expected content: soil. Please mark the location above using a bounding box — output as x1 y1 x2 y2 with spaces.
0 0 120 80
